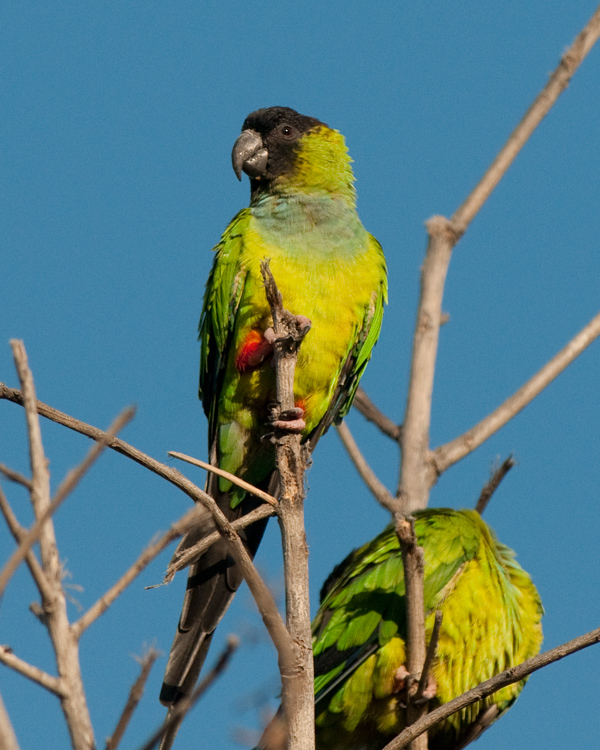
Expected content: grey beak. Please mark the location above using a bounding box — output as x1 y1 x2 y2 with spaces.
231 129 269 181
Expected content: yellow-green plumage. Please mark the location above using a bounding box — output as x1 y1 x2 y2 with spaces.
312 509 543 750
160 107 387 712
200 121 387 501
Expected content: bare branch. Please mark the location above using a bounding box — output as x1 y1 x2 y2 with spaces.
167 451 279 507
0 463 32 489
397 218 455 510
0 484 52 601
53 407 135 506
336 421 398 512
137 637 239 750
9 341 95 749
395 219 456 750
381 624 600 750
9 341 53 568
0 407 134 598
72 505 206 637
0 691 21 750
162 503 276 584
475 455 516 515
353 387 402 442
0 380 293 674
105 648 160 750
0 385 247 518
261 260 314 750
395 517 428 750
0 646 64 697
452 4 600 234
415 611 442 703
433 311 600 475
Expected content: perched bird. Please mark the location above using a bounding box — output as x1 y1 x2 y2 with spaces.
160 108 387 711
308 509 543 750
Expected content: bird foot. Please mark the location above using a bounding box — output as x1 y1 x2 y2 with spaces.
392 665 437 706
264 315 312 345
271 407 306 434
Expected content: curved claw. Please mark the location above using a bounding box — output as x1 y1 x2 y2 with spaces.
272 407 306 434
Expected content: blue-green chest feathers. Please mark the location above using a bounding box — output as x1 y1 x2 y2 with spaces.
251 191 369 258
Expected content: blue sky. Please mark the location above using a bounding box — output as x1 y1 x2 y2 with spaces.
1 2 600 748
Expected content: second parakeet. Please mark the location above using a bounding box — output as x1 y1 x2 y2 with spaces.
310 509 543 750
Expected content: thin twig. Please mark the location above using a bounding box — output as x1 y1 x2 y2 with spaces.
414 611 442 703
167 452 279 507
381 623 600 750
53 408 135 506
0 484 53 601
0 407 135 598
475 456 516 515
161 503 276 583
0 691 21 750
261 260 314 750
0 646 64 697
451 4 600 235
0 463 32 489
336 421 398 511
433 311 600 475
105 648 160 750
353 387 402 442
73 505 206 637
136 637 239 750
0 381 294 672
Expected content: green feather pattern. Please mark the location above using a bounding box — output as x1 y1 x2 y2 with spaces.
311 509 543 750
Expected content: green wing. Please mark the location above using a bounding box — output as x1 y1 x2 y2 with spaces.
198 209 251 441
313 509 544 750
309 234 387 446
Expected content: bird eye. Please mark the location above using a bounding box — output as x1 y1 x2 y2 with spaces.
280 125 294 137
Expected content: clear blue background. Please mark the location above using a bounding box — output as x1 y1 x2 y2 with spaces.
1 2 599 748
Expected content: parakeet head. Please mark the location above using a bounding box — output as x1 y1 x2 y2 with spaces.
232 106 355 200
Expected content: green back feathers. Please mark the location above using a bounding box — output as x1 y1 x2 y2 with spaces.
313 509 543 750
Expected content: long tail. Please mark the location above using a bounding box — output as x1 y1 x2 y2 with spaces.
158 471 272 747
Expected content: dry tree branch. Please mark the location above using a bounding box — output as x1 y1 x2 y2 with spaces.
0 379 293 673
451 3 600 234
0 646 65 697
167 452 279 507
162 503 276 583
261 259 314 750
9 340 95 750
432 311 600 475
137 637 239 750
390 11 600 745
381 624 600 750
475 455 516 515
0 484 53 601
0 407 135 598
395 517 428 750
394 217 455 750
353 387 402 442
0 463 32 489
72 504 204 638
414 611 442 704
0 691 20 750
105 648 160 750
336 421 398 512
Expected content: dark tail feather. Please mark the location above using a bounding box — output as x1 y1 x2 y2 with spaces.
160 469 272 709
